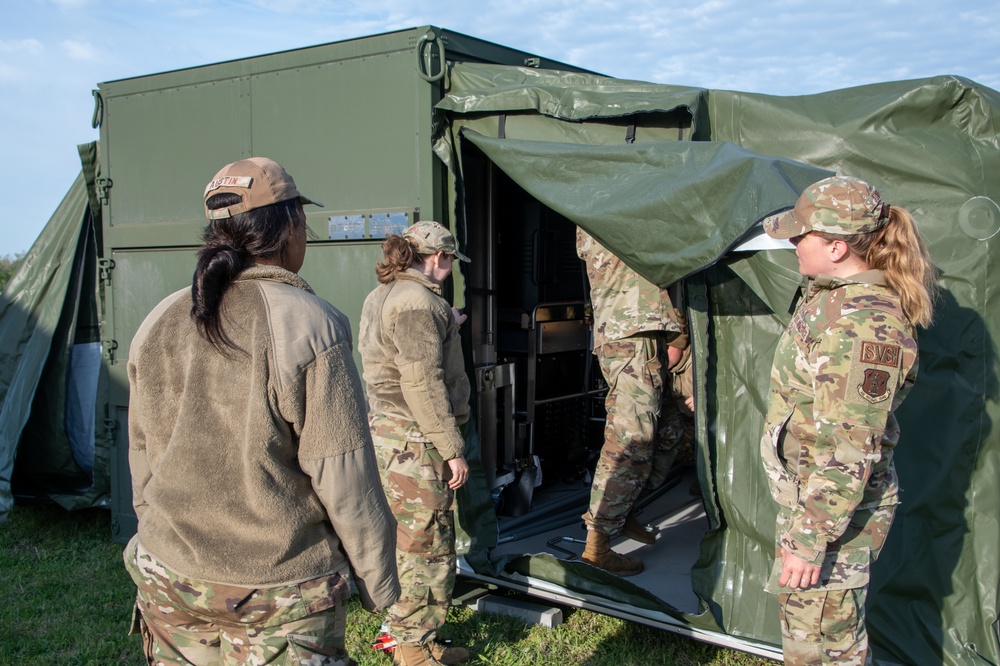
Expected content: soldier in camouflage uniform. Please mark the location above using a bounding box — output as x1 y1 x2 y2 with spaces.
576 228 684 576
760 176 937 665
359 221 472 666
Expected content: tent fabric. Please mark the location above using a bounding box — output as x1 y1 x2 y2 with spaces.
439 63 705 122
460 131 831 287
0 143 108 523
703 76 1000 666
438 63 1000 665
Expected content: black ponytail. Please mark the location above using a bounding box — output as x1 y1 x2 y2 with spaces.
191 193 303 352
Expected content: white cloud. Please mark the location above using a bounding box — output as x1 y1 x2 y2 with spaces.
0 39 44 55
61 39 98 60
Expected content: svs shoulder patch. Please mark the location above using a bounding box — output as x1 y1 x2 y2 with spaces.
848 340 901 409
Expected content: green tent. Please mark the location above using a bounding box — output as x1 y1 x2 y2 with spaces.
432 64 1000 664
0 143 109 521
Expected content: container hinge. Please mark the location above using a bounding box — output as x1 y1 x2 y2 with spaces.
97 177 113 205
104 417 118 444
480 367 496 392
102 339 119 363
98 258 115 285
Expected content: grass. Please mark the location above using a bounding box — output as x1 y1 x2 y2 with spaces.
0 504 776 666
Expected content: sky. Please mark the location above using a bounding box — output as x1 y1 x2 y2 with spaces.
2 0 999 257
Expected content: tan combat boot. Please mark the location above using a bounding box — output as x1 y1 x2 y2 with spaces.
621 512 657 544
394 643 443 666
427 640 470 664
581 530 644 576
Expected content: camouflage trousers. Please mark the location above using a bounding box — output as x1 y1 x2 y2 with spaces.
667 397 696 469
584 333 684 534
370 414 456 646
769 505 895 665
778 588 870 666
123 536 354 665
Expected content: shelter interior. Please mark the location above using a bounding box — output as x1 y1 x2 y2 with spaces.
461 145 705 610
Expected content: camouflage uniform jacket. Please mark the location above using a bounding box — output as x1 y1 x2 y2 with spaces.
359 268 470 460
576 228 680 347
761 270 918 566
128 266 398 611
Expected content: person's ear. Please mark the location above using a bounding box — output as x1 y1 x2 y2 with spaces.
830 239 850 262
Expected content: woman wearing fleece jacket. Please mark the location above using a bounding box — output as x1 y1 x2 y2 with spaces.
359 220 472 666
125 157 398 665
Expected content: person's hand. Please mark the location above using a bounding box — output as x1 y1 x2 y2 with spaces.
451 307 468 326
447 456 470 490
684 395 695 412
778 547 822 589
667 345 683 370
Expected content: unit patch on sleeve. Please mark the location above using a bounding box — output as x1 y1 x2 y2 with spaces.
847 340 902 409
859 368 891 403
859 340 900 367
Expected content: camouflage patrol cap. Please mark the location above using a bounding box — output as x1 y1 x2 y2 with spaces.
763 175 890 239
402 221 471 262
203 157 322 221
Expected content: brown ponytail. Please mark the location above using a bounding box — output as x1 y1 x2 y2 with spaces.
375 235 425 284
831 206 938 328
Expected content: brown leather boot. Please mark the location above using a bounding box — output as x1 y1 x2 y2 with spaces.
427 640 469 664
393 643 444 666
621 512 657 544
581 530 644 576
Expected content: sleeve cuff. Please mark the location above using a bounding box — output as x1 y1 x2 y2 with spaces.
779 531 827 567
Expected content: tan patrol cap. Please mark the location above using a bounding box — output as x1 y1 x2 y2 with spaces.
203 157 322 221
763 175 890 239
402 221 471 262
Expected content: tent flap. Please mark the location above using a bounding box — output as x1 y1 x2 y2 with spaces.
461 130 831 285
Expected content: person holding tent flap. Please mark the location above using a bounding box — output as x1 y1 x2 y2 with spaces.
576 227 686 576
760 176 937 665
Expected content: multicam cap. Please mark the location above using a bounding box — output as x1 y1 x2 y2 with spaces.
763 175 890 239
203 157 322 221
402 221 471 262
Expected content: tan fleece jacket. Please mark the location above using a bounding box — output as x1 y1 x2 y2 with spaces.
127 265 398 611
358 269 470 460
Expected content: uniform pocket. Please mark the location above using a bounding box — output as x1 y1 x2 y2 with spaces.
300 571 350 616
832 421 878 466
760 411 800 509
389 441 455 555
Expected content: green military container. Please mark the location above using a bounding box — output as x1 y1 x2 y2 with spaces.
92 25 594 542
3 24 998 665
